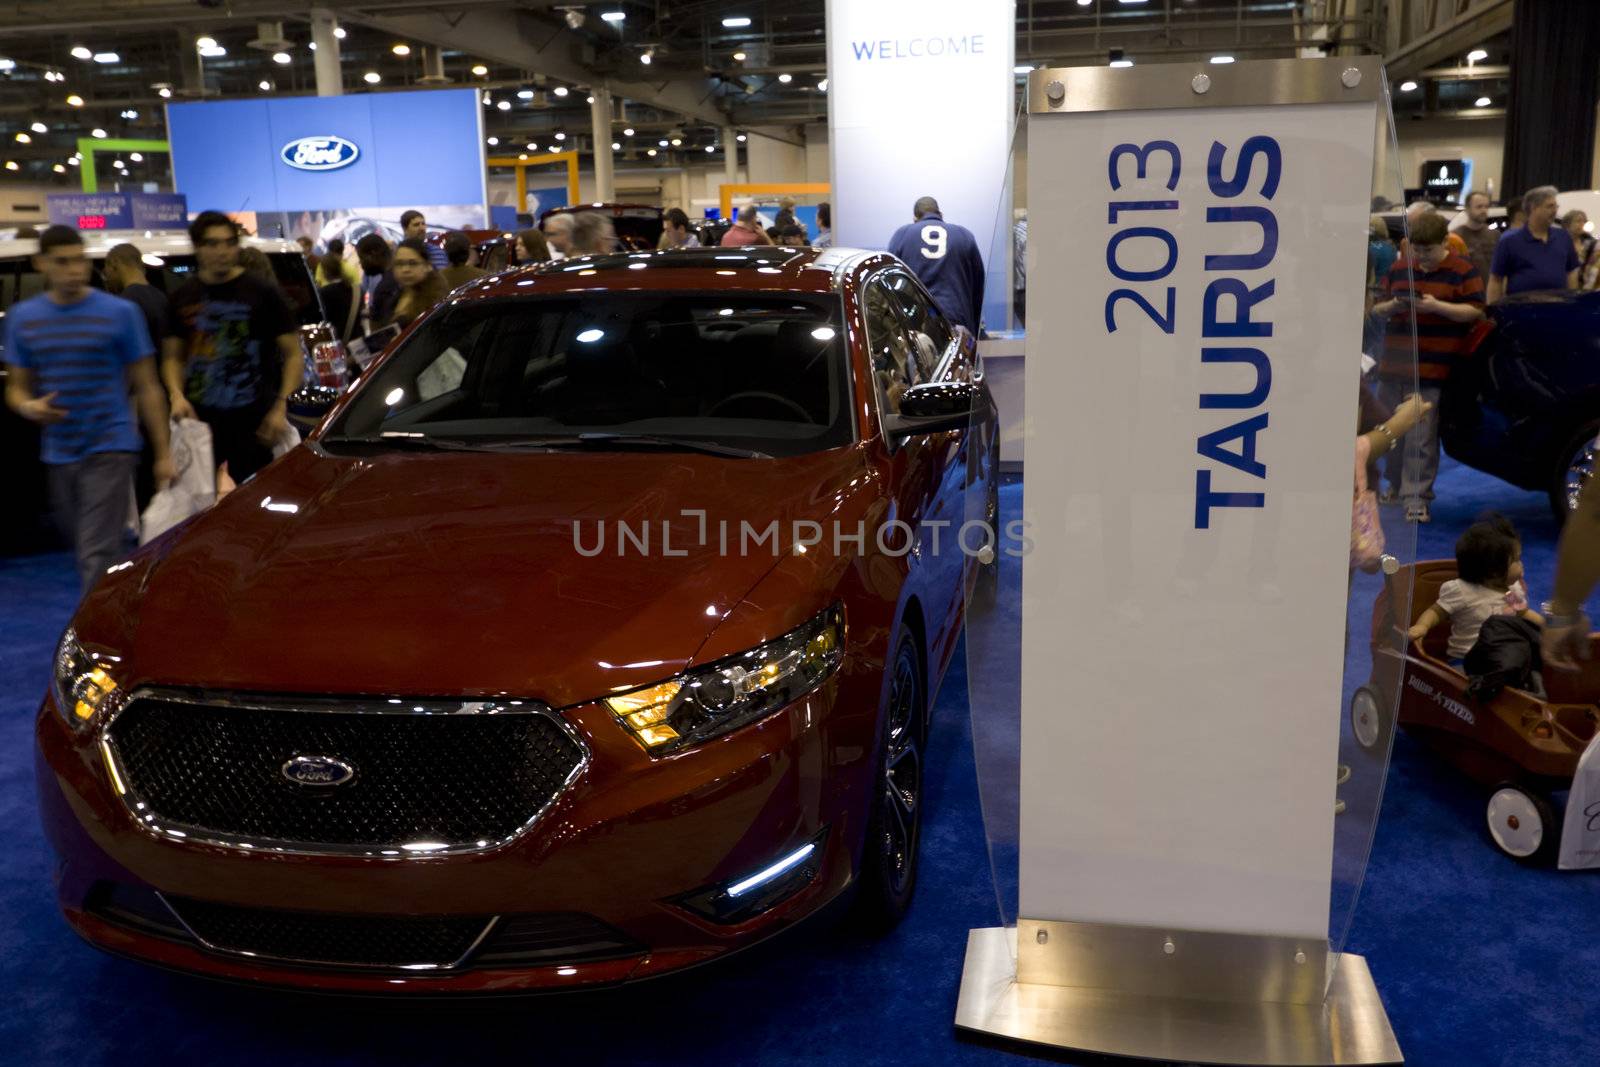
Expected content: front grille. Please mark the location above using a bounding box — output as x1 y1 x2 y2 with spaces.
473 913 644 967
106 694 585 852
166 896 491 969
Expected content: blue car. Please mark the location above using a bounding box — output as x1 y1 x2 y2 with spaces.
1440 290 1600 522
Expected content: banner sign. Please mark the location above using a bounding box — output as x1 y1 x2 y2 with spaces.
1019 78 1378 939
1421 158 1471 204
47 192 188 230
166 89 486 224
825 0 1014 326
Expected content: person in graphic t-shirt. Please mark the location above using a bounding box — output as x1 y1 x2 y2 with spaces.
886 195 986 336
162 210 302 484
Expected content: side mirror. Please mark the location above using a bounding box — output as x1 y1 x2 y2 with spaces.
884 381 976 438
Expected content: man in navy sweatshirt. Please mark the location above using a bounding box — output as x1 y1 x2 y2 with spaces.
886 196 986 336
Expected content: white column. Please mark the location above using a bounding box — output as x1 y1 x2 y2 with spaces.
590 86 615 202
310 9 342 97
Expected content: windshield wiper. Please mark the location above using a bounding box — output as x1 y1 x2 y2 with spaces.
321 433 488 452
469 432 772 460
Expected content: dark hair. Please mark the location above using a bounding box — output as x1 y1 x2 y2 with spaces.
664 207 690 230
913 195 940 219
1410 211 1448 247
777 224 805 240
394 238 434 268
239 246 275 285
1455 513 1519 585
516 228 551 261
326 237 345 256
765 226 780 240
319 251 348 285
37 224 83 255
188 209 236 246
355 232 392 268
817 202 831 228
1465 190 1491 208
443 230 472 266
104 242 144 276
400 209 425 230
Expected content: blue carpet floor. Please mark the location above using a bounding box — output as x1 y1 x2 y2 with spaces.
0 457 1594 1066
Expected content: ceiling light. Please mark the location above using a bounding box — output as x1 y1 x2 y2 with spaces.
129 152 142 162
121 109 137 119
722 16 752 28
732 51 747 61
736 133 746 142
1110 59 1134 68
52 163 64 173
195 37 217 51
71 46 92 60
647 148 657 157
778 72 792 83
497 100 511 111
0 60 13 73
818 77 828 91
4 162 17 171
670 137 682 146
392 43 411 56
471 64 488 76
67 156 79 166
30 121 46 133
518 152 528 160
482 91 493 104
622 127 634 136
611 141 621 150
517 89 534 99
1077 0 1091 5
658 139 668 146
587 95 595 103
93 53 119 64
1467 48 1488 63
553 86 569 97
555 131 567 140
273 51 291 65
1475 95 1491 107
199 45 226 58
640 51 652 65
527 142 538 151
308 42 316 51
258 79 272 91
600 11 625 23
565 10 585 30
364 71 381 84
487 136 498 146
14 132 29 144
1013 65 1033 75
66 94 84 107
158 86 172 98
91 127 106 138
334 26 346 39
548 145 561 153
1210 55 1235 64
705 145 715 153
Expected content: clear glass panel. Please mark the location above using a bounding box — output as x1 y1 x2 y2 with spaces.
964 70 1418 984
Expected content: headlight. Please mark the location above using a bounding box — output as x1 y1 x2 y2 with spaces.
605 605 844 756
52 627 127 732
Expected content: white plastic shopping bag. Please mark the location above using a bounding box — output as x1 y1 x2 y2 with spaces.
1559 731 1600 870
139 418 216 545
272 421 302 458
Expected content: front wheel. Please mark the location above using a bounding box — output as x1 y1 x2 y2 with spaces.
1350 684 1391 754
1485 783 1558 865
852 630 925 932
1549 418 1600 525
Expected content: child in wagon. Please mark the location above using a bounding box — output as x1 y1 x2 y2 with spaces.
1409 514 1543 666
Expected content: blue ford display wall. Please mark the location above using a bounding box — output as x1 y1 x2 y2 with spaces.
166 88 487 246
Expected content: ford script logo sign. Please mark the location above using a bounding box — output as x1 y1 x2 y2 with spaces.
281 754 356 787
281 136 360 172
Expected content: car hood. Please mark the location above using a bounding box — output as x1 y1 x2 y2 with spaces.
123 444 873 707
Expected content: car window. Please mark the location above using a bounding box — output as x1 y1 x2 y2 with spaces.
329 292 853 458
863 275 915 416
884 269 954 380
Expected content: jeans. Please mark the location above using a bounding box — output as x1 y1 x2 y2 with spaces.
47 451 138 594
1377 379 1443 506
197 402 274 484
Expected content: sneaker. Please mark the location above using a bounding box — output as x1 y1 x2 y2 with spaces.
1336 764 1351 785
1334 798 1347 815
1405 503 1431 524
1377 488 1399 506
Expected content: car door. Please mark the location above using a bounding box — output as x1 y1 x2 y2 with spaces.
865 269 968 678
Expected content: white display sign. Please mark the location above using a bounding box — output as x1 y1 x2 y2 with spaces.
825 0 1013 318
1019 98 1377 939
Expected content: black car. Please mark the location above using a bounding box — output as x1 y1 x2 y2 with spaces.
1439 289 1600 522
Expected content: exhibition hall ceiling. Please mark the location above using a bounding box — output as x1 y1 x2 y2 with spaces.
0 0 1508 187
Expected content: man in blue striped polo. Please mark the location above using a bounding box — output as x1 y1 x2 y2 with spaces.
3 225 173 592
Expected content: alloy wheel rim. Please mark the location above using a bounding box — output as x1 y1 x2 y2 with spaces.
1486 788 1543 857
881 649 922 896
1565 440 1597 514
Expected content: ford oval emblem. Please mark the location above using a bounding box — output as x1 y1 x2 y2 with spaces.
281 754 356 787
280 135 360 172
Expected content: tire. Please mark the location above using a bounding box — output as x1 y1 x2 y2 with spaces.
852 629 925 932
1485 782 1559 865
1549 418 1600 526
1349 684 1391 754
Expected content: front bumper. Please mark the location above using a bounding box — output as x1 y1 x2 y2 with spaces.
34 661 880 993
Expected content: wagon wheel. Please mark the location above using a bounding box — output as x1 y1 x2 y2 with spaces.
1485 782 1559 865
1349 685 1391 753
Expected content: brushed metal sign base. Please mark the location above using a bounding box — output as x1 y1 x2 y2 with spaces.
955 927 1402 1066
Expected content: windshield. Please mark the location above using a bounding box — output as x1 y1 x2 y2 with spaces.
326 292 853 457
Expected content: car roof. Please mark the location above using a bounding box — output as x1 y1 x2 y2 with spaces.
456 245 887 299
0 232 300 261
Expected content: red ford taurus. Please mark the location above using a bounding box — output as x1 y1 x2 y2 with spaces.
35 246 999 992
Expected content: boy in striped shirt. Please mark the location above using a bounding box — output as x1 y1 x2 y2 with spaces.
1373 211 1485 524
3 226 172 592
